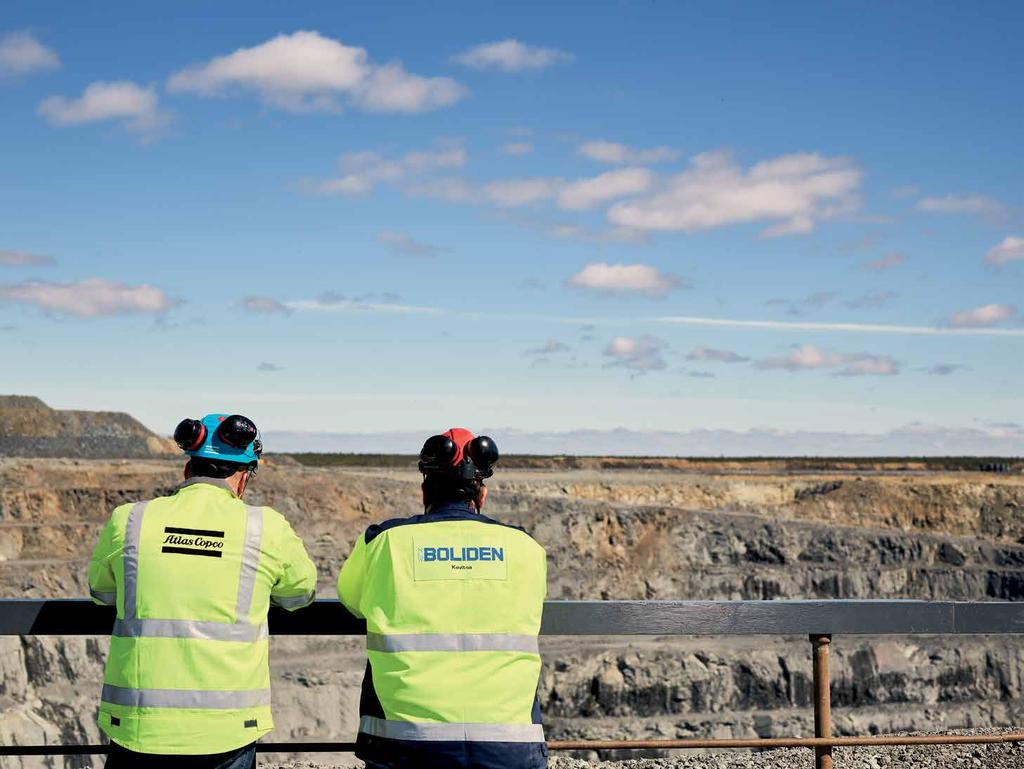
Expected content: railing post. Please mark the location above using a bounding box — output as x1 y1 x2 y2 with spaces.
811 634 833 769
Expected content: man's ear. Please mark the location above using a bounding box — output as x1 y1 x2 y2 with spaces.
183 460 192 480
476 484 488 511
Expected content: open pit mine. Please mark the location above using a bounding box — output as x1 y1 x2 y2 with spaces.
1 396 1023 768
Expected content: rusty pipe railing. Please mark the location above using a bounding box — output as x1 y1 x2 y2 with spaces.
3 599 1024 768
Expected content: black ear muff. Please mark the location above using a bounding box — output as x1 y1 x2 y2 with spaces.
418 435 458 474
217 414 258 450
174 419 207 452
468 436 499 478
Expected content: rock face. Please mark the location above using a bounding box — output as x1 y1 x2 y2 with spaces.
0 397 175 460
2 459 1024 768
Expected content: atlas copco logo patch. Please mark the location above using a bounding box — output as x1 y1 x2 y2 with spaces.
417 545 504 570
161 526 225 558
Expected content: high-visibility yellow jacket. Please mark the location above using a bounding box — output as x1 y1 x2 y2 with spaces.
338 501 548 769
87 477 317 755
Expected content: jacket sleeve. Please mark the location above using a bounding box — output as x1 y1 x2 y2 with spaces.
269 513 318 611
87 507 125 606
337 532 367 619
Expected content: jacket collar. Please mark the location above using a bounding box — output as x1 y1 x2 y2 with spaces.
424 501 478 517
177 476 238 497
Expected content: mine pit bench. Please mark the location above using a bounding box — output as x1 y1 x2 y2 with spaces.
3 598 1024 769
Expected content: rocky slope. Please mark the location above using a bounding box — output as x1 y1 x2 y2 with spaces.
0 397 174 460
1 458 1024 768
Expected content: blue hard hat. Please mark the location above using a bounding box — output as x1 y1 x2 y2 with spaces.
173 413 262 465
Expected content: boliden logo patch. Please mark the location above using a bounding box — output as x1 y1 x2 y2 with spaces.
161 526 225 558
414 535 508 581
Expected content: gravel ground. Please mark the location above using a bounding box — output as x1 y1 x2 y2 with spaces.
267 729 1024 769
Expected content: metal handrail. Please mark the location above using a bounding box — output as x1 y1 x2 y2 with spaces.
2 599 1024 769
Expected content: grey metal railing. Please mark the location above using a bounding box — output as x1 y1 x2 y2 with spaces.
2 599 1024 769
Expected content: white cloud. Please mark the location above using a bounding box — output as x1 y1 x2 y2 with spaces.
454 39 571 72
377 230 437 257
947 303 1018 328
985 236 1024 267
239 296 293 315
567 262 684 298
686 346 749 363
557 167 655 211
0 250 55 266
483 177 561 207
915 194 1007 223
305 144 467 197
404 177 476 203
756 344 899 376
0 278 178 317
863 252 906 271
603 335 667 371
168 30 464 114
38 81 166 132
501 141 533 156
608 150 861 236
0 31 60 76
577 140 680 165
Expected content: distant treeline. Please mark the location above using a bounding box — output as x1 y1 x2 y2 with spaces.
281 453 1022 473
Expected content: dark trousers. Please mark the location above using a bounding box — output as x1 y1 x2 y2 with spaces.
105 742 256 769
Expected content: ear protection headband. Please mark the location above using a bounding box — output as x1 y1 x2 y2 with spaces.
174 414 263 464
418 433 499 480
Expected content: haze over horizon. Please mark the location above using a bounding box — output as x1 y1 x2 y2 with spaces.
2 2 1021 453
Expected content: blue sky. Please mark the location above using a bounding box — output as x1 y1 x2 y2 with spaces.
1 1 1022 453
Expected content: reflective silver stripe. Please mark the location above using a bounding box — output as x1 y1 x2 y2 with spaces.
90 588 116 606
235 505 263 623
102 683 271 710
177 477 237 494
359 716 544 743
121 501 148 620
270 590 315 610
113 618 268 642
366 633 539 654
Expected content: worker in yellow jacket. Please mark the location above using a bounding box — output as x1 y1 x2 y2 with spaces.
88 413 317 769
338 428 548 769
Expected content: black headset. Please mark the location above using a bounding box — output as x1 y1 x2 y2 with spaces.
418 434 499 480
173 414 263 460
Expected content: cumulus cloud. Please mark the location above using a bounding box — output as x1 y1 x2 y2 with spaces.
377 230 437 257
0 31 60 76
0 250 55 266
567 262 684 298
947 303 1018 328
0 278 179 317
607 150 861 236
304 143 467 196
603 335 667 371
985 236 1024 267
38 81 167 132
168 31 464 114
756 344 899 376
453 39 571 72
239 296 293 315
483 177 561 207
916 194 1008 223
863 252 906 271
501 141 533 156
686 346 749 363
577 140 680 165
557 167 655 211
